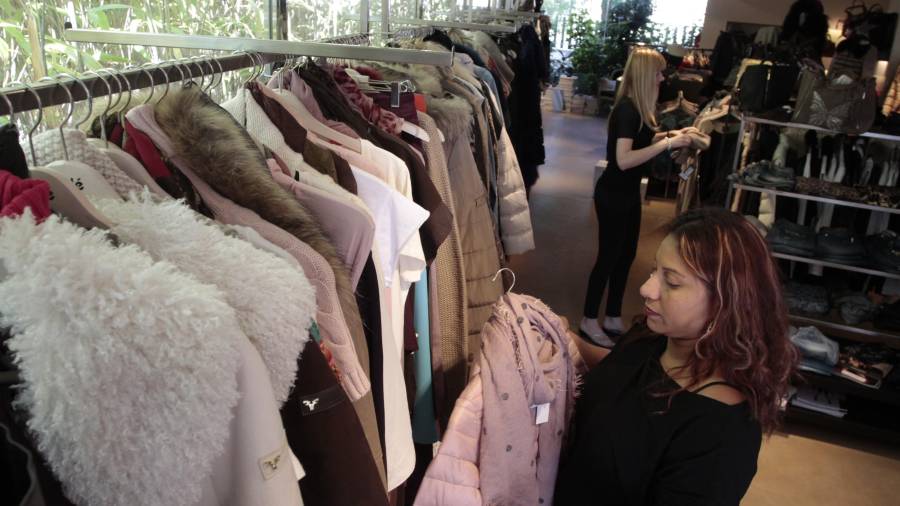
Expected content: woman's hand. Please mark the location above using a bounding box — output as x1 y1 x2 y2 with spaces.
668 133 693 150
674 126 700 136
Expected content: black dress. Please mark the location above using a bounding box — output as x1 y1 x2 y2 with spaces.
554 333 762 505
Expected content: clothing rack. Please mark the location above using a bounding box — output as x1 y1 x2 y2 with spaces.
315 33 371 46
386 26 436 41
458 8 542 20
64 30 455 66
0 52 283 116
391 19 518 34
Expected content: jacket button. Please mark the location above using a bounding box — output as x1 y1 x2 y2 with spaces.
521 303 528 310
506 445 512 452
501 393 509 400
517 317 524 324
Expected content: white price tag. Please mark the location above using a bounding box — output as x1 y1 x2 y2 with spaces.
534 403 550 425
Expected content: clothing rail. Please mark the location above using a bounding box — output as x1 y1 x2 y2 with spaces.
459 8 541 20
0 52 282 116
386 26 436 41
65 30 454 66
391 19 518 34
315 33 371 46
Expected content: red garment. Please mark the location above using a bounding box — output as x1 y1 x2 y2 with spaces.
330 66 405 136
123 120 174 180
414 94 427 113
0 170 51 222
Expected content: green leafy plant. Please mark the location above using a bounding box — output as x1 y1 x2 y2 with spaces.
596 0 654 79
566 9 601 94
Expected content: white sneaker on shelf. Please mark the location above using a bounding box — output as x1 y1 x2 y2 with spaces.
580 317 616 348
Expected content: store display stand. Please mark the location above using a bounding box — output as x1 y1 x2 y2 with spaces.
726 113 900 444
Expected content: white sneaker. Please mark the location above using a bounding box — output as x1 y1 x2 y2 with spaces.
580 317 616 348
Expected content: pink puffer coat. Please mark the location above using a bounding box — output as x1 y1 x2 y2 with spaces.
415 293 582 506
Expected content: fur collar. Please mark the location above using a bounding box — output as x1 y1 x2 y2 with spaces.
0 212 241 506
470 31 515 83
220 89 365 209
427 95 474 141
152 86 366 348
97 193 315 404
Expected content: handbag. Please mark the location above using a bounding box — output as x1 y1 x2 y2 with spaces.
736 61 799 113
793 72 877 134
843 2 899 57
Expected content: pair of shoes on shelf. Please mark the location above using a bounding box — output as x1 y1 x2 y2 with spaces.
816 228 867 265
735 160 796 190
784 282 831 316
768 219 816 256
866 230 900 273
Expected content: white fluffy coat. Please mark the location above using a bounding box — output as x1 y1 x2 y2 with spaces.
97 193 316 404
0 212 241 506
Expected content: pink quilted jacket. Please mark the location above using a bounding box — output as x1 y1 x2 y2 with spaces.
415 375 484 506
415 294 584 506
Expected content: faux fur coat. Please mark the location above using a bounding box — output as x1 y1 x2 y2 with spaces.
0 212 302 506
152 86 368 377
96 193 316 405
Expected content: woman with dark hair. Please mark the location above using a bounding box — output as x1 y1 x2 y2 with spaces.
556 208 798 505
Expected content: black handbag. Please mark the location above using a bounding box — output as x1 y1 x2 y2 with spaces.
737 62 799 113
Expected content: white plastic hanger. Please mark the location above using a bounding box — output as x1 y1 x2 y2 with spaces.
14 79 115 229
85 67 169 197
268 67 363 154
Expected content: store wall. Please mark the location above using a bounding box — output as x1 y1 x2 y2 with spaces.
699 0 900 90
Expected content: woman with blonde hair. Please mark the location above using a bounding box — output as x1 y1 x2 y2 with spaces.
580 46 696 347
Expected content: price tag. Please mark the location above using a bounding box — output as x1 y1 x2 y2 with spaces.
534 403 550 425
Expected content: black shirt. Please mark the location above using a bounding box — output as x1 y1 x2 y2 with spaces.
598 98 655 205
555 333 762 506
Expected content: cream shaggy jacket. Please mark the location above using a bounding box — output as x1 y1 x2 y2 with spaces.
0 212 302 506
96 192 317 405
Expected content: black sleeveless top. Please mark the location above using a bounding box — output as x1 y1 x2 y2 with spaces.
554 333 762 505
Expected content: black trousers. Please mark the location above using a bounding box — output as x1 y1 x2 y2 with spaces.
583 187 642 319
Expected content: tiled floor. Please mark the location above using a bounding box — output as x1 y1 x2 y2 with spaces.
508 111 900 505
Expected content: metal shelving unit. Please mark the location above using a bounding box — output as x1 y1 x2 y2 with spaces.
790 313 900 344
726 113 900 444
770 252 900 280
733 184 900 215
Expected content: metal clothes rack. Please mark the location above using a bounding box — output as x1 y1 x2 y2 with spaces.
390 19 518 34
64 30 455 66
315 33 372 46
0 52 283 116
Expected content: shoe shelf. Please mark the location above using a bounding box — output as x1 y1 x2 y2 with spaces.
744 114 900 143
790 313 900 344
798 370 900 408
733 184 900 215
771 251 900 280
785 405 900 445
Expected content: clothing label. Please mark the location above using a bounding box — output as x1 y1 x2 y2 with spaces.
534 403 550 425
679 165 696 181
258 445 286 481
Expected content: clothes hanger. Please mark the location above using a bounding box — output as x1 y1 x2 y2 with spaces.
23 79 116 229
266 64 363 154
92 66 168 197
491 267 516 295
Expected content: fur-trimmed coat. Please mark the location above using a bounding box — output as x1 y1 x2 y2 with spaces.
96 192 317 405
0 212 302 506
151 86 370 384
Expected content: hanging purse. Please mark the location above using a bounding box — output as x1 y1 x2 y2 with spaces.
794 72 877 134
